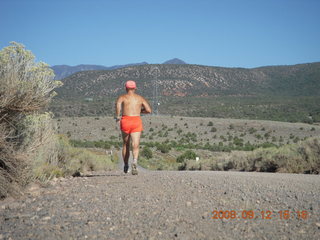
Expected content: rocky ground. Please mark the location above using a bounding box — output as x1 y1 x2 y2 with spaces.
1 169 319 239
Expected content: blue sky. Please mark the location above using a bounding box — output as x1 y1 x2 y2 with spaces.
1 0 319 68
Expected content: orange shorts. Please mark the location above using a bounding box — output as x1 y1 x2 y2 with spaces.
120 116 143 134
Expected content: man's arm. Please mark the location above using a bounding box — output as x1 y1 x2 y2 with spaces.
115 96 123 120
141 97 152 114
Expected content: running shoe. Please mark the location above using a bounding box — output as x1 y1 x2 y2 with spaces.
131 163 138 175
124 164 129 173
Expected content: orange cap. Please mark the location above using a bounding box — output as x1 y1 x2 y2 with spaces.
125 80 136 89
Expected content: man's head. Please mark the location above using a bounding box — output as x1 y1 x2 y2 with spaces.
125 80 136 91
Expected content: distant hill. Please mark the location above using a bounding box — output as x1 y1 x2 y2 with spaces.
55 62 320 99
50 61 320 122
51 58 187 80
162 58 187 64
51 62 148 80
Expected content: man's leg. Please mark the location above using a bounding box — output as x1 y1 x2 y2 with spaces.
122 131 130 173
130 131 142 162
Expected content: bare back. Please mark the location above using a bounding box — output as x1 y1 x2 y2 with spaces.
116 91 151 117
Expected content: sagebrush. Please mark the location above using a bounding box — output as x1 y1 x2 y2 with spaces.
0 42 61 198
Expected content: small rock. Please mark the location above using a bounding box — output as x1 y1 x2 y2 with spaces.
8 202 20 209
186 201 192 207
315 222 320 228
42 216 51 221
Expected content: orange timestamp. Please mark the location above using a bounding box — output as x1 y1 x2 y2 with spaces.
211 210 309 220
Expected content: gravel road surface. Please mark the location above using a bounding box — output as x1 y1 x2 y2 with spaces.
1 169 319 239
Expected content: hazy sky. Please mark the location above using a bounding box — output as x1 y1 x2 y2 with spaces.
1 0 319 68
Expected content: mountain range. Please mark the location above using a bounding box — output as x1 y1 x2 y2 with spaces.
55 61 320 99
51 58 187 80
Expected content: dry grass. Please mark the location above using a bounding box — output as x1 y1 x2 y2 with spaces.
181 137 320 174
31 135 116 182
138 136 320 174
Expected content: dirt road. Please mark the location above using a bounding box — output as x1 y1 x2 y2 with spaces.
1 169 319 239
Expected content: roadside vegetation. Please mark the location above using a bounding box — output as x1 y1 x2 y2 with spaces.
50 95 320 124
55 115 320 174
32 135 116 182
67 135 320 174
0 43 116 199
137 137 320 174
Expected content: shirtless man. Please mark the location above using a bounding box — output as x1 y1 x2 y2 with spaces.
115 80 152 175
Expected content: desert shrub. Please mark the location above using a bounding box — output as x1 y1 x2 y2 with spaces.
293 137 300 143
32 135 115 181
0 42 62 198
233 137 244 146
264 132 271 139
141 146 153 159
177 150 197 163
207 121 213 126
255 134 262 140
249 128 257 134
210 127 217 132
244 137 320 173
185 160 201 170
156 143 171 153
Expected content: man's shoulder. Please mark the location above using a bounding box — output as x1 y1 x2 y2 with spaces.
134 93 145 99
117 94 127 101
119 93 129 98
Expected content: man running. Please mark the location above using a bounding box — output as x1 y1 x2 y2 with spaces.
115 80 152 175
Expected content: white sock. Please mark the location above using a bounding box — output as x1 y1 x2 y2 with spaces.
133 158 137 164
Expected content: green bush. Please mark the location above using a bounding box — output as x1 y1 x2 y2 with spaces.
141 146 153 159
177 150 197 163
156 143 171 153
210 127 217 132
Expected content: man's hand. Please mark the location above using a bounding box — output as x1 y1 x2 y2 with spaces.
141 106 148 114
115 116 121 130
